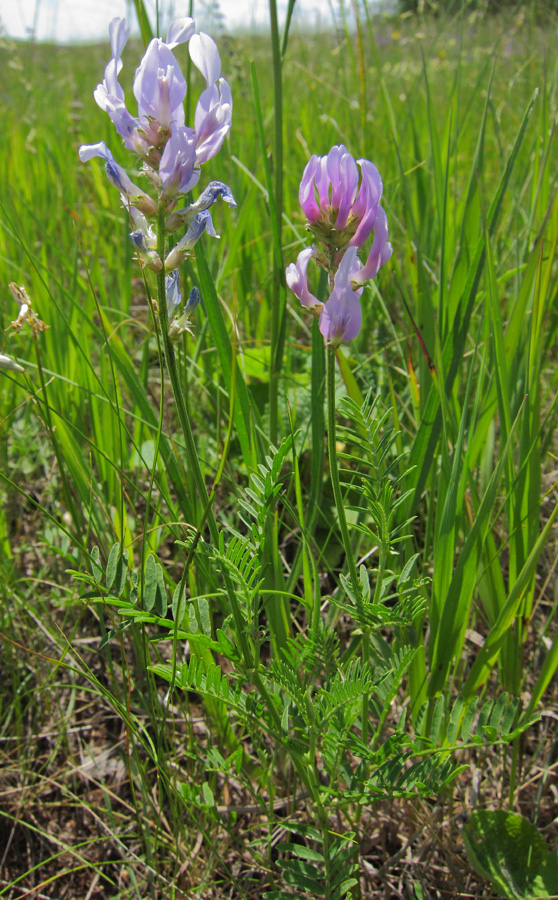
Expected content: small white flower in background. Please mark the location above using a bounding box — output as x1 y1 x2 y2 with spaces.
0 353 24 373
8 282 49 335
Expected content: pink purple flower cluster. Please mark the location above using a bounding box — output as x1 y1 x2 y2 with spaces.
286 145 392 344
78 17 235 278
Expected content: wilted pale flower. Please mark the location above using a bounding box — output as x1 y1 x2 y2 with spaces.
8 282 49 335
0 353 25 374
166 181 236 232
168 284 201 341
165 270 182 314
164 269 202 340
286 145 391 345
128 206 162 271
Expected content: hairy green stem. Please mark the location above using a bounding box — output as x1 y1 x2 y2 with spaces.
154 221 320 805
268 0 284 444
155 211 255 670
326 343 360 593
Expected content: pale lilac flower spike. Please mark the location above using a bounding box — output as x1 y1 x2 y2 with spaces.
79 15 234 213
87 15 231 169
299 145 385 252
79 14 236 327
287 145 391 345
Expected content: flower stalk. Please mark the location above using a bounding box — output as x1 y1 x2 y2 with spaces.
288 144 392 590
155 213 259 677
327 343 360 593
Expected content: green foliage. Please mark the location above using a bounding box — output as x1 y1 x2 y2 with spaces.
238 435 294 548
399 0 558 14
412 692 537 749
463 810 558 899
265 825 358 900
1 4 558 897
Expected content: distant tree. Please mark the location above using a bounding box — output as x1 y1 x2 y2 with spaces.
198 0 226 33
396 0 557 14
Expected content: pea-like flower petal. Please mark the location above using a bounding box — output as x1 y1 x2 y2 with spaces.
166 17 196 48
165 270 181 313
133 39 186 133
189 32 222 87
159 123 199 201
319 247 364 344
194 78 232 164
352 207 392 285
93 18 143 151
165 210 218 270
165 181 236 232
79 142 157 216
327 146 359 230
286 247 320 309
349 159 383 247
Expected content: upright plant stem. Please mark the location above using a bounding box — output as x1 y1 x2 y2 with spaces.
156 215 207 528
154 212 290 742
268 0 284 444
155 212 251 667
327 343 370 758
326 343 360 593
154 221 322 803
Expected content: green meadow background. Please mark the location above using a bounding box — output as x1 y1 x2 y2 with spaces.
1 2 558 897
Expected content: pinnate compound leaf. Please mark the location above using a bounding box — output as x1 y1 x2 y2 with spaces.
463 810 558 899
276 855 323 892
